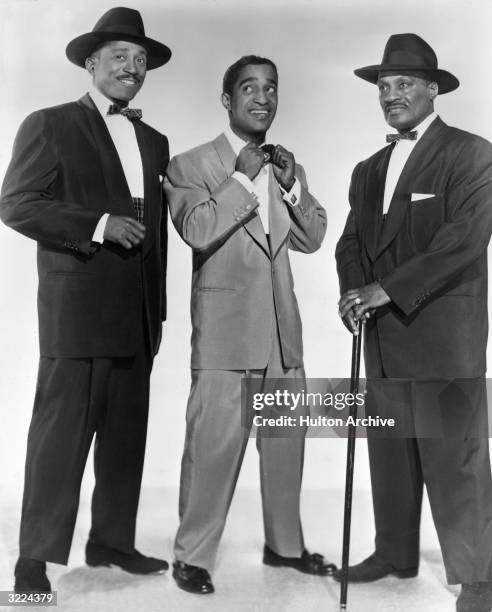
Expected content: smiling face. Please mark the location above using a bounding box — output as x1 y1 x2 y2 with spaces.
221 63 278 143
85 40 147 104
378 72 438 132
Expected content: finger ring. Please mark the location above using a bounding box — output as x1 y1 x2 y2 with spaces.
263 152 271 163
354 297 362 305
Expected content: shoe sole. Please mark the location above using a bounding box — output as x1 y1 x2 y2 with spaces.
86 561 168 575
333 568 418 583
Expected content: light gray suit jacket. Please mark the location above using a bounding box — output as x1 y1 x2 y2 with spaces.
165 133 326 370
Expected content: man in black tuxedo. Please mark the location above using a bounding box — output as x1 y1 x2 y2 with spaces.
335 34 492 612
1 7 171 592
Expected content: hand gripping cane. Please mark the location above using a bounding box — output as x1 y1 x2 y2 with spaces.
340 319 363 611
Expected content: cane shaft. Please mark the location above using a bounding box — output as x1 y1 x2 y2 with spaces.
340 320 363 610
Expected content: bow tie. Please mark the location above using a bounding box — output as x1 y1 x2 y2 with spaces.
386 131 417 143
107 104 142 121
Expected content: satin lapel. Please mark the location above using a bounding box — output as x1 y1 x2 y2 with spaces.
377 117 446 257
212 134 270 257
363 145 393 262
268 166 290 259
76 94 134 217
133 121 156 256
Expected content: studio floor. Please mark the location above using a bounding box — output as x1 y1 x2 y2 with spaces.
1 488 459 612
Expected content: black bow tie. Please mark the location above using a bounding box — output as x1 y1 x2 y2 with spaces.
107 104 142 121
386 131 417 143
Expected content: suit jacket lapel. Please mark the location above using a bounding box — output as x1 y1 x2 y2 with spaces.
362 145 393 262
268 166 290 259
212 134 270 257
76 94 134 217
133 121 156 255
377 116 446 257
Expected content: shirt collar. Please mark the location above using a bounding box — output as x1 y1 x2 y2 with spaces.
388 111 438 144
89 87 138 118
413 111 438 142
224 125 267 156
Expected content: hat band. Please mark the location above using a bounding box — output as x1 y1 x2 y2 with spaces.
385 50 437 68
96 24 145 37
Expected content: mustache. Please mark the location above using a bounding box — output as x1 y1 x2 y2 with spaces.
384 102 408 111
117 74 141 83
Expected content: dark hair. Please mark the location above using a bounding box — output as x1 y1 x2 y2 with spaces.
222 55 278 95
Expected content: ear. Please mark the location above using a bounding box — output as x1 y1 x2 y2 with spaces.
428 81 438 100
85 56 96 76
221 92 231 112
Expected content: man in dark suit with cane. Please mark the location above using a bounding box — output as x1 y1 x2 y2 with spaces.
335 33 492 612
1 7 171 592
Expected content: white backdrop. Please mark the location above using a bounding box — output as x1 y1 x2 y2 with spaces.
1 0 491 547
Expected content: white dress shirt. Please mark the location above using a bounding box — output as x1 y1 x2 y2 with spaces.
224 126 300 235
89 88 144 242
383 112 437 214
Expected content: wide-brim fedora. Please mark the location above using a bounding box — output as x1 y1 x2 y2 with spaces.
66 7 172 70
354 33 459 94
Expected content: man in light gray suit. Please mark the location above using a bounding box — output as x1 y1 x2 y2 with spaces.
164 55 334 594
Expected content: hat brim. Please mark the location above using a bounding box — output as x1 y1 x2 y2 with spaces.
354 64 459 94
66 32 172 70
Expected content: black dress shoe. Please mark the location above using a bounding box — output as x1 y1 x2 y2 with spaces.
85 541 168 575
172 561 214 594
14 558 51 592
457 582 492 612
332 553 418 583
263 545 337 575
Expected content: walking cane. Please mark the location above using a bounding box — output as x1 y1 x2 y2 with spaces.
340 318 363 611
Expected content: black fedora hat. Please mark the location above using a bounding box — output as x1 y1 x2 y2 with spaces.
66 7 172 70
354 33 459 94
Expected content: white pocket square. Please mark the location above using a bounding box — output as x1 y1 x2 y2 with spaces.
411 192 435 202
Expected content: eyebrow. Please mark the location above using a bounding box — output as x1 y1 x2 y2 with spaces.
111 47 147 55
238 77 277 87
377 76 412 83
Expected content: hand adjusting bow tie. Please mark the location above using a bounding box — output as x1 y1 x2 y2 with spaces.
386 131 417 143
107 104 142 121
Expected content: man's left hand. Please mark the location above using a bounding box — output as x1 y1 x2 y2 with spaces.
272 145 296 191
338 282 391 320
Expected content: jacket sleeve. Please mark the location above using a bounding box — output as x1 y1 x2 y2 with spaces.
381 136 492 315
335 162 367 294
164 151 259 252
0 110 101 255
287 164 327 253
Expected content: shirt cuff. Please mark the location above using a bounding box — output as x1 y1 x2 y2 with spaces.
232 171 258 200
92 213 110 243
279 178 300 207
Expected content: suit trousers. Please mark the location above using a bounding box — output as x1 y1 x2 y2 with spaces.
174 323 307 571
19 324 152 565
367 377 492 584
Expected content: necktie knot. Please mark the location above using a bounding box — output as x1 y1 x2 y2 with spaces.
386 130 417 144
107 104 142 121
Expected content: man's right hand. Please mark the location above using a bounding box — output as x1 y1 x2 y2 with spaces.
235 142 264 181
341 310 359 335
103 215 146 249
341 309 373 335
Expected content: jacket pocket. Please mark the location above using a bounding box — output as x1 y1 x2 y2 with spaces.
195 286 236 293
